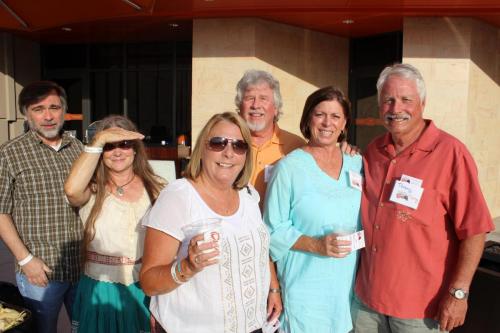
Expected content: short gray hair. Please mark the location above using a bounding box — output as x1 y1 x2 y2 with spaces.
235 69 283 121
376 63 426 104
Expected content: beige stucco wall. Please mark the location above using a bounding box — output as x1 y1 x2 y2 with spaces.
0 33 40 143
192 18 349 144
403 17 500 217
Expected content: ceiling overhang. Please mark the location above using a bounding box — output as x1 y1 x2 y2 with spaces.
0 0 499 42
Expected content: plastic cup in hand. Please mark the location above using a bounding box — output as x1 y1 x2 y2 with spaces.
182 218 222 259
321 224 356 237
321 224 355 255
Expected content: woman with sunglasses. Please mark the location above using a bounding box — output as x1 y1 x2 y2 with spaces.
140 112 281 333
64 115 164 333
264 87 362 333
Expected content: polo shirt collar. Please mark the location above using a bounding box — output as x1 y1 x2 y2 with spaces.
251 123 282 148
378 119 438 154
270 124 283 145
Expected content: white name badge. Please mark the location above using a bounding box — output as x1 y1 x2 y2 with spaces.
349 170 363 191
264 164 275 183
337 230 366 251
400 174 423 187
389 180 423 209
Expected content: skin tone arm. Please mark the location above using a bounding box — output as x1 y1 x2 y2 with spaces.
267 260 282 321
64 127 144 207
0 214 51 287
436 233 486 332
292 234 351 258
140 228 220 296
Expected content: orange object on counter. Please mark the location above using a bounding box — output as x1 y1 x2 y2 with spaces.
177 134 186 146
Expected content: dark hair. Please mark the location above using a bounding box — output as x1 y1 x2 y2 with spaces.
18 81 68 115
299 86 351 142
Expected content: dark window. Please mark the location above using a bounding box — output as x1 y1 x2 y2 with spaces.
348 32 402 149
41 41 192 146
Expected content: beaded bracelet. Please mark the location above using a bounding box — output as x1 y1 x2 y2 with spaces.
83 145 103 154
171 261 184 285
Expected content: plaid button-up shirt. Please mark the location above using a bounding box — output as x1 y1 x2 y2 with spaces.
0 130 83 282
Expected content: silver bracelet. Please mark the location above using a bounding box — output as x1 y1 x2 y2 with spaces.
83 145 103 154
171 261 184 285
18 253 34 266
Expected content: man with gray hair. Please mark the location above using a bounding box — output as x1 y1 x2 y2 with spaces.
0 81 83 333
235 70 305 202
353 64 493 332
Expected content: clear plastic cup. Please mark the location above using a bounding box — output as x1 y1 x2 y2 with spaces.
321 223 355 255
181 218 222 259
321 224 356 237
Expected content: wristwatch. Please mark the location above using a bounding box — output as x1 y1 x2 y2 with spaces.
449 287 468 300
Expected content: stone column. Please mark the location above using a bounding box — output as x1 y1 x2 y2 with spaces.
191 18 349 143
403 17 500 217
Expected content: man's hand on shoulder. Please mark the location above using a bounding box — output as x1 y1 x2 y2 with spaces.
22 256 52 287
436 293 468 332
339 140 361 156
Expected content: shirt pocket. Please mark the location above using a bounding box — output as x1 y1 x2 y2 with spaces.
395 188 445 227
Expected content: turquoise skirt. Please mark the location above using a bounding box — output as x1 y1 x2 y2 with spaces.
72 275 150 333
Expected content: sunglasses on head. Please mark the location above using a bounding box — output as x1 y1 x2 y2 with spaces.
103 140 135 152
207 136 249 155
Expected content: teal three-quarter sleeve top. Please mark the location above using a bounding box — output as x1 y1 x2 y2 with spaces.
264 148 362 333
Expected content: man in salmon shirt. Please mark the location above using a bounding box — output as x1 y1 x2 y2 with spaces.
353 63 494 333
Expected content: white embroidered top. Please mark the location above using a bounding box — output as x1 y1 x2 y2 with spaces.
79 190 151 285
143 178 270 333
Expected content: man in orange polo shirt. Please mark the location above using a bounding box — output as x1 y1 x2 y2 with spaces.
235 70 305 205
353 64 494 332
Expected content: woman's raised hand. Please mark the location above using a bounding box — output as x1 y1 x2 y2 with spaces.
92 127 144 147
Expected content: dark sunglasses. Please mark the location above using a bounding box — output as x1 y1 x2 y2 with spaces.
103 140 136 152
207 136 249 155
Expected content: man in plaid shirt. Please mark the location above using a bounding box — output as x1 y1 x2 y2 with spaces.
0 81 83 333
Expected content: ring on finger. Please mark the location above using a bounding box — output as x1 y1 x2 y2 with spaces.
195 256 201 264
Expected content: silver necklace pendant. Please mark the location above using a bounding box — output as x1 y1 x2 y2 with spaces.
116 186 125 196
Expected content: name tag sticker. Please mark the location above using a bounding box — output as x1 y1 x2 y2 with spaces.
400 174 423 187
349 170 363 191
389 180 423 209
337 230 366 251
264 164 275 183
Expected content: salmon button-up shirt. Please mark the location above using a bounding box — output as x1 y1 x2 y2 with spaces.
355 120 494 319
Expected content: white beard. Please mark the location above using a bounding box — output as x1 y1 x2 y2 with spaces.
27 118 64 140
246 120 266 132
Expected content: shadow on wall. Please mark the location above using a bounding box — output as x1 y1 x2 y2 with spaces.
403 17 499 86
192 18 349 90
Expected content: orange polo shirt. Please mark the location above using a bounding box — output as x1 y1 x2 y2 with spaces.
355 120 494 319
250 125 305 205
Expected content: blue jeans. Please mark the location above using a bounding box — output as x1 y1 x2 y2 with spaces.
16 273 77 333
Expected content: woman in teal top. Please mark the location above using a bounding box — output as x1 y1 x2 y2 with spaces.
264 87 362 333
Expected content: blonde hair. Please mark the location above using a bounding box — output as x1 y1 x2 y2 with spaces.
82 115 165 264
184 112 253 189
